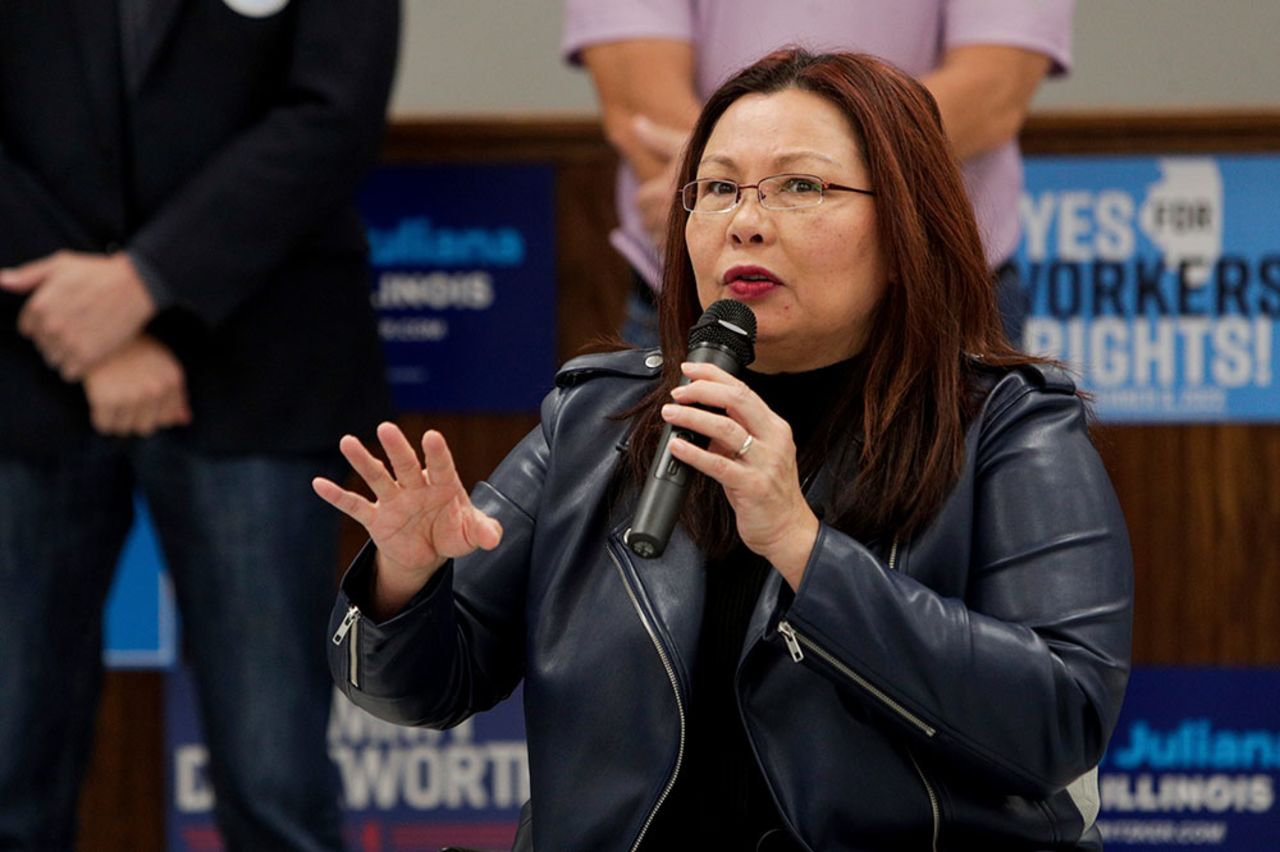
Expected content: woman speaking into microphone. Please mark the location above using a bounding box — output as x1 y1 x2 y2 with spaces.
313 49 1132 851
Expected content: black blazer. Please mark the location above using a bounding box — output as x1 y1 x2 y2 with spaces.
0 0 399 455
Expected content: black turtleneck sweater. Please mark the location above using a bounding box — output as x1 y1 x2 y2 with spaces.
639 356 863 851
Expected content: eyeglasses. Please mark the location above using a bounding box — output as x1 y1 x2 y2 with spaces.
680 173 876 213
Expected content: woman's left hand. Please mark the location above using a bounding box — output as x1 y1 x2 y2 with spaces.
662 361 820 590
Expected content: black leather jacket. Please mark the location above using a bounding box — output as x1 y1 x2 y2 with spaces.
329 349 1132 851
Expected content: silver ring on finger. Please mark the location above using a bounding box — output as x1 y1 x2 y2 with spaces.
734 433 754 459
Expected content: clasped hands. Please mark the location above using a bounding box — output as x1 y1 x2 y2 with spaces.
1 250 190 436
630 115 688 252
0 250 156 378
316 362 820 616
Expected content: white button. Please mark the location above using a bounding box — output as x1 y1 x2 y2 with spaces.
223 0 290 17
644 353 663 369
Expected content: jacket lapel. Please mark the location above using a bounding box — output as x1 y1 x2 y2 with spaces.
610 518 706 697
66 0 123 142
123 0 185 96
742 569 785 667
611 456 846 691
741 461 838 666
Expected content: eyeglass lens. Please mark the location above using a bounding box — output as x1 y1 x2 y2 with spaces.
683 175 827 212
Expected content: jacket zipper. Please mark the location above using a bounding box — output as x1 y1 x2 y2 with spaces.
333 604 361 688
607 545 686 852
776 620 940 848
888 536 936 847
775 621 935 739
777 535 939 846
906 749 941 852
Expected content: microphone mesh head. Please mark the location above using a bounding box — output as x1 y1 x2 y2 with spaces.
688 299 757 366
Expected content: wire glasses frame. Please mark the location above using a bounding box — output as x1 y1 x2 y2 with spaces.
680 173 876 213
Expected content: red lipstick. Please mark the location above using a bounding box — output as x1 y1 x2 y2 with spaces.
723 265 782 299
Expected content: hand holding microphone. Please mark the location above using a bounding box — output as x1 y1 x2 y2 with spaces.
628 299 822 588
627 300 756 558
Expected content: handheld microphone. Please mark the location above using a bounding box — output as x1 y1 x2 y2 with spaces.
626 299 757 559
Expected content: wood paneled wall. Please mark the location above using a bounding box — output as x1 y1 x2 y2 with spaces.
77 112 1280 851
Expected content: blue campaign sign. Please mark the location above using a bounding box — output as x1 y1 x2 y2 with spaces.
1096 667 1280 849
1017 155 1280 422
166 667 528 851
359 165 558 413
104 493 177 669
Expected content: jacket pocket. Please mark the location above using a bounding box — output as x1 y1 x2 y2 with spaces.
776 619 936 739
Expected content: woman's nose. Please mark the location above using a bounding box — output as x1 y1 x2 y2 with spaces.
728 190 772 245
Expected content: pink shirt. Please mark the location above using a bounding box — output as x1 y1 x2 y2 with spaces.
564 0 1074 285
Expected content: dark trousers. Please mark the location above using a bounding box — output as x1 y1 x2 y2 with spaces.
0 434 347 851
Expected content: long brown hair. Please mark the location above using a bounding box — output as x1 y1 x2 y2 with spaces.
623 48 1046 551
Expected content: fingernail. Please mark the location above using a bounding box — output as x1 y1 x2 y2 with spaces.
661 404 675 416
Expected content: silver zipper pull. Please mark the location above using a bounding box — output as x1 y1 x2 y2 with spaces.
332 605 360 645
777 620 805 662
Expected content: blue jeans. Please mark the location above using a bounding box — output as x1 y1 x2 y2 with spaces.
622 272 660 350
994 260 1029 349
0 434 346 851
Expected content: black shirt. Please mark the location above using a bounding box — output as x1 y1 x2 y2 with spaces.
639 356 863 850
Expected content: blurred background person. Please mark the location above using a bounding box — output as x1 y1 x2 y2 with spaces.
564 0 1073 348
318 49 1131 851
0 1 399 849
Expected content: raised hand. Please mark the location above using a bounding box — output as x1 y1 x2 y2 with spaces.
313 422 503 615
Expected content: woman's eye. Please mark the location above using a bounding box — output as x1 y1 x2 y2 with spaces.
781 177 822 193
707 180 737 195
